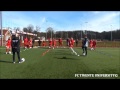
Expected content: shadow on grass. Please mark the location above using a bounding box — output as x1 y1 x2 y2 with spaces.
0 60 12 63
53 51 75 55
54 57 80 60
80 54 87 57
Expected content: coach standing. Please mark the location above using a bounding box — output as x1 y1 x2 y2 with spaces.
11 33 23 64
82 35 89 56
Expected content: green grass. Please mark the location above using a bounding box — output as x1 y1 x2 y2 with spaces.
0 47 120 79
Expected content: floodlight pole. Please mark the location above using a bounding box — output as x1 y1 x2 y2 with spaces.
85 22 88 35
0 11 3 46
111 25 112 41
46 32 47 40
46 20 48 40
51 24 53 39
80 24 82 39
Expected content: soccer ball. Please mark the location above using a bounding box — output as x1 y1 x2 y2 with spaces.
78 55 80 56
21 58 25 62
9 51 11 54
91 48 93 50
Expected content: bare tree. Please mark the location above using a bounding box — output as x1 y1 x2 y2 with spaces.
36 26 40 32
23 27 28 32
46 27 54 38
16 27 20 31
13 27 20 32
27 24 34 33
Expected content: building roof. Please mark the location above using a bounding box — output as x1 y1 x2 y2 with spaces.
0 29 37 36
0 29 10 35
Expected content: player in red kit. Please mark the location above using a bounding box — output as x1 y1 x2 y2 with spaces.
89 39 93 50
58 38 63 47
24 36 28 49
29 37 32 48
42 41 46 47
69 37 79 56
69 38 74 48
49 38 52 48
52 38 56 49
6 37 11 54
93 39 96 50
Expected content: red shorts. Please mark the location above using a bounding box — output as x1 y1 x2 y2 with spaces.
93 45 96 48
53 44 56 47
42 43 46 46
49 44 52 46
24 43 28 47
29 44 32 47
90 44 93 48
69 45 73 48
6 45 11 48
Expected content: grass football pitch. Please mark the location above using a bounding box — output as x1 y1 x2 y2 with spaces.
0 47 120 79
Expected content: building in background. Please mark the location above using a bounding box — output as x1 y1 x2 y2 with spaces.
0 28 37 46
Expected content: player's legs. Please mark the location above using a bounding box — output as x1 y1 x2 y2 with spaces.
27 44 29 49
82 46 85 54
92 44 94 50
9 46 11 52
53 45 55 49
17 51 21 62
67 42 69 46
26 45 28 49
93 45 96 50
90 44 93 50
24 45 28 51
70 47 74 52
90 44 92 48
6 46 10 54
44 43 45 47
8 46 11 54
6 46 8 54
53 44 56 49
29 44 32 48
85 47 87 56
13 52 15 62
24 44 27 49
49 44 52 48
70 47 78 55
95 45 96 50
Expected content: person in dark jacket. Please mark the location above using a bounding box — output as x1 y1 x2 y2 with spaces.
82 35 89 56
11 33 23 64
38 39 41 47
32 38 35 48
66 38 69 46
